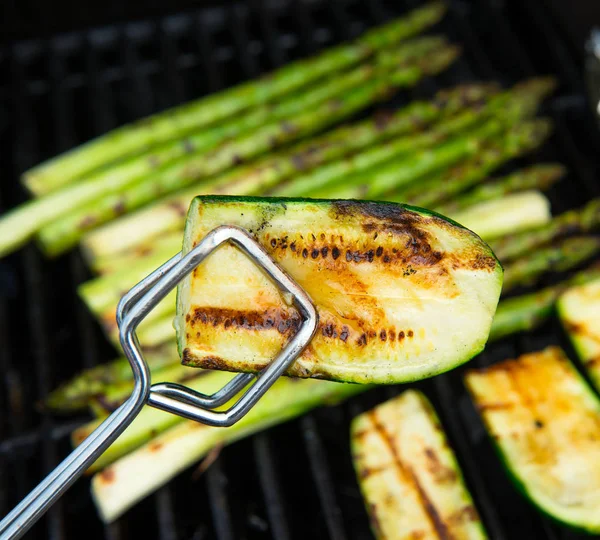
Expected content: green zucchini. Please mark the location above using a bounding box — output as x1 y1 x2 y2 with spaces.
176 196 503 384
464 346 600 533
558 277 600 391
351 389 487 539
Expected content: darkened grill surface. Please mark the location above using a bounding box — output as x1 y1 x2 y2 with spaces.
1 0 600 538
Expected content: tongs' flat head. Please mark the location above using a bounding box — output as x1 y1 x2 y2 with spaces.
117 224 319 427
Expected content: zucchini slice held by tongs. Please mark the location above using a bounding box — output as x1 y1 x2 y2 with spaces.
175 196 503 385
465 346 600 533
351 390 488 539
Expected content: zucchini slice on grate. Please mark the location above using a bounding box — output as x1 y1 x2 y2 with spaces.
558 277 600 391
465 346 600 533
351 390 487 539
176 196 503 384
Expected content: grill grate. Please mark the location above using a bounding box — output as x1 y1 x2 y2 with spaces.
1 0 600 538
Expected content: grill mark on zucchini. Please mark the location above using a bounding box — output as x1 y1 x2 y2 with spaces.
185 307 416 349
188 307 301 335
368 411 455 540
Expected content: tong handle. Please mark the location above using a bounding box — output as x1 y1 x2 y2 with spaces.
0 389 148 539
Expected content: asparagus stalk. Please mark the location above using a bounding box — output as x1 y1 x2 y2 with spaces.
82 83 500 268
90 362 206 416
45 341 178 412
490 197 600 262
23 1 448 196
271 77 555 197
502 236 600 293
435 164 565 215
33 46 461 258
90 375 370 522
447 190 551 241
388 123 554 208
488 264 600 342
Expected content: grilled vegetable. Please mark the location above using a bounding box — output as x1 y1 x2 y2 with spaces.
88 375 370 522
558 277 600 390
176 196 502 384
502 235 600 293
34 46 461 258
272 79 555 198
489 264 600 342
23 0 448 196
45 342 177 412
465 346 600 533
447 191 551 241
351 390 487 539
81 83 500 267
436 164 565 215
387 119 553 209
491 197 600 262
45 340 179 412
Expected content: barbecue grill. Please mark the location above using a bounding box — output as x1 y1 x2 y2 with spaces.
1 0 600 538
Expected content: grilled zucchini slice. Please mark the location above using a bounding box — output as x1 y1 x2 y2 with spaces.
557 277 600 391
351 390 487 539
465 346 600 533
176 196 503 384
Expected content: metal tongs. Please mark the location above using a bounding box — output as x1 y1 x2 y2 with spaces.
0 225 319 540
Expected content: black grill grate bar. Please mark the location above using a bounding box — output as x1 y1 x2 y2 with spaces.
7 49 40 508
230 3 261 79
0 420 83 455
119 24 155 121
445 1 498 81
519 0 583 94
431 376 509 540
254 0 288 68
362 0 387 26
155 486 178 540
206 459 235 540
301 415 348 540
291 0 319 55
195 12 224 93
159 20 186 109
253 433 292 540
86 33 118 135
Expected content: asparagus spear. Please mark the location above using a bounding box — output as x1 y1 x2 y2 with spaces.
502 236 600 293
489 264 600 342
435 164 565 215
447 190 551 241
490 198 600 262
82 83 500 268
271 77 556 197
33 46 461 258
45 341 177 412
23 1 448 196
90 375 370 523
388 122 554 208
